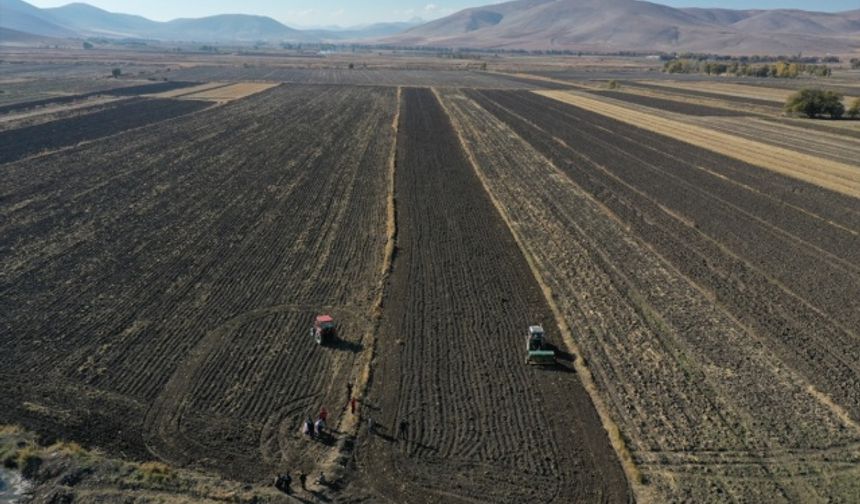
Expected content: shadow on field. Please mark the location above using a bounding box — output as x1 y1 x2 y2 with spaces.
330 338 363 354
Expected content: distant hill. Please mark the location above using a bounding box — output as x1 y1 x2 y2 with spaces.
0 0 78 38
154 15 311 43
42 2 159 38
381 0 860 54
1 0 312 42
306 20 423 42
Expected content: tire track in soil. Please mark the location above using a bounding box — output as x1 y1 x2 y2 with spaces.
355 87 630 503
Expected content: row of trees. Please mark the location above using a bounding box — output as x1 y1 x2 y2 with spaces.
785 89 860 119
664 59 831 78
661 53 840 64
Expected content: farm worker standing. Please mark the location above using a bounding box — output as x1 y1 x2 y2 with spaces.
302 418 313 437
319 407 328 422
315 417 326 436
350 397 357 415
398 419 408 440
299 472 307 490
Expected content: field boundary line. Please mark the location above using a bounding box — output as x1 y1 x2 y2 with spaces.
535 90 860 198
321 86 401 475
432 87 648 502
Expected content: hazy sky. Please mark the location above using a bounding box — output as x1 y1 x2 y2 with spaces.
27 0 859 27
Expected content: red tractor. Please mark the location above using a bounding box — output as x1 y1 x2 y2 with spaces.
311 315 336 346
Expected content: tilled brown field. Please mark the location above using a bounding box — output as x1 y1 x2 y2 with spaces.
4 65 860 503
355 87 629 503
440 88 860 501
0 84 397 481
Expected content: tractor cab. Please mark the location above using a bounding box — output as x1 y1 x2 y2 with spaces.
526 325 556 365
312 315 336 345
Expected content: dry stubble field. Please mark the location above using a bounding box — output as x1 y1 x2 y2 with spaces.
2 60 860 503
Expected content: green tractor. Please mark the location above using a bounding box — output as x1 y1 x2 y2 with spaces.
526 325 556 366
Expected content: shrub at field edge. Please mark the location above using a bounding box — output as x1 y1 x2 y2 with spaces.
784 88 845 119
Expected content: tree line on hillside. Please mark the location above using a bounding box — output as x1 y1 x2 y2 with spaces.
785 89 860 120
664 59 831 78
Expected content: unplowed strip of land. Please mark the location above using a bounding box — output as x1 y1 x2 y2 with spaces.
0 85 397 485
0 97 211 163
592 85 783 117
0 96 123 132
355 88 630 503
577 91 860 166
0 77 142 107
0 80 198 115
588 90 747 116
645 79 859 104
537 90 860 198
440 88 860 503
179 82 280 101
623 81 783 107
149 82 231 98
698 116 860 166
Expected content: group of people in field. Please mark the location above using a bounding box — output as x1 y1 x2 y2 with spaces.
278 383 415 495
302 407 328 439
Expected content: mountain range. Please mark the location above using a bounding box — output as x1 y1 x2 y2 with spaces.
2 0 859 54
383 0 860 54
0 0 419 43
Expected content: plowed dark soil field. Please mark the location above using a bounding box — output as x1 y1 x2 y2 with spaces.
1 84 397 481
0 97 210 162
441 88 860 501
4 60 859 503
355 88 630 503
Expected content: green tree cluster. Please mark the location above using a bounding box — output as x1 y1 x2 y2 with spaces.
784 89 845 119
664 59 830 78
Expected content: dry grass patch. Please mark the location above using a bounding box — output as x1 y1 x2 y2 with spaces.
150 82 231 98
649 80 858 106
180 82 280 101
